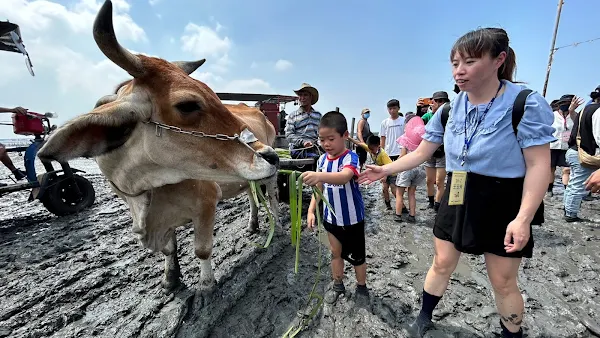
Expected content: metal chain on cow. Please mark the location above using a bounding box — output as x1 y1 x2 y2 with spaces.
144 120 259 155
106 120 263 198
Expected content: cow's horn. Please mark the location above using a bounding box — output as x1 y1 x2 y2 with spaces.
93 0 145 78
172 59 207 75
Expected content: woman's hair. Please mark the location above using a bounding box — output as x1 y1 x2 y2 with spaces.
450 27 516 82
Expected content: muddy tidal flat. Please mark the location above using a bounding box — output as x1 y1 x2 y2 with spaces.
1 157 599 338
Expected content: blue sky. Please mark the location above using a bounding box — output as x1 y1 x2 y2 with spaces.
1 0 598 139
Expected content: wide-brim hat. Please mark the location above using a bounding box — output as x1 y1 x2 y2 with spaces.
294 83 319 105
557 94 574 104
361 108 370 115
431 91 449 101
397 116 425 152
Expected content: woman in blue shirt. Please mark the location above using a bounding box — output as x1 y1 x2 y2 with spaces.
359 28 554 338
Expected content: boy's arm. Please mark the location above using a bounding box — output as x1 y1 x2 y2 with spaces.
380 121 387 149
307 183 323 215
348 138 360 145
349 138 368 150
318 168 355 186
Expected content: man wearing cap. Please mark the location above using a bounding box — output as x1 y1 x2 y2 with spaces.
285 83 322 159
547 94 583 197
421 91 449 124
356 108 373 170
421 91 450 211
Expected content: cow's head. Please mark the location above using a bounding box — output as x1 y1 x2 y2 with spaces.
38 0 279 192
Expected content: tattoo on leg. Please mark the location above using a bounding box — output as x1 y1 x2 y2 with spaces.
501 312 524 326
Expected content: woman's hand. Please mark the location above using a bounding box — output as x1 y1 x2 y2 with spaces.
504 218 531 253
358 165 387 185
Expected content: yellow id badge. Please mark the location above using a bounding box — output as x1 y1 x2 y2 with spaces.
448 171 467 206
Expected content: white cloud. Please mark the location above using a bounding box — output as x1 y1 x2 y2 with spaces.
181 23 232 73
274 59 293 71
0 0 146 43
221 79 274 93
0 1 279 138
149 0 162 6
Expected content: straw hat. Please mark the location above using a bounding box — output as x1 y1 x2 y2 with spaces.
294 83 319 105
397 116 425 151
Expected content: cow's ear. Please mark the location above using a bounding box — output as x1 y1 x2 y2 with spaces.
38 101 142 162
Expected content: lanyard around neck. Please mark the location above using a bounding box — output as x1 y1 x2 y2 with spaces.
460 81 503 166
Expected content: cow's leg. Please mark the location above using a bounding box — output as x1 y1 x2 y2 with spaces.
161 230 181 291
194 201 217 288
247 188 259 233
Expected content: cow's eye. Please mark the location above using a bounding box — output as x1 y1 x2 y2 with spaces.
175 101 201 115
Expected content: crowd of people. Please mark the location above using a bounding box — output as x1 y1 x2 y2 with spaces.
284 27 599 337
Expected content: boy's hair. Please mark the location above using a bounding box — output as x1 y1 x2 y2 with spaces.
319 111 348 135
387 99 400 108
366 135 380 146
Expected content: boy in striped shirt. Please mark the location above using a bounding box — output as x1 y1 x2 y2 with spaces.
301 111 368 305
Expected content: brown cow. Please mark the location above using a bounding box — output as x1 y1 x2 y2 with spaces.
37 0 280 291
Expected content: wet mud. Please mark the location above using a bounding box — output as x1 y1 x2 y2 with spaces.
1 157 599 338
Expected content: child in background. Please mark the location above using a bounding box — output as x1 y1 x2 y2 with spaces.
349 136 409 214
394 115 427 223
302 111 369 305
349 135 391 166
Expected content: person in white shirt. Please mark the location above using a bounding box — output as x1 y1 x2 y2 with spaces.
380 99 408 214
547 94 583 197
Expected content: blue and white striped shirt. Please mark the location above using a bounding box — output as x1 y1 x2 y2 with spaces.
317 150 364 226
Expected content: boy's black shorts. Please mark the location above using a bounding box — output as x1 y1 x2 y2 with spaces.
323 220 366 266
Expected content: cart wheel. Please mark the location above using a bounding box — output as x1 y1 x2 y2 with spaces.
41 174 96 216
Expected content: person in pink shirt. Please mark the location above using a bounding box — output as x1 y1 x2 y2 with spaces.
394 115 427 223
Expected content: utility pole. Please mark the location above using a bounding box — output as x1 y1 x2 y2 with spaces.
542 0 564 97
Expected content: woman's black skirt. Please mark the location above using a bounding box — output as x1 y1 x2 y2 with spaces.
433 172 544 258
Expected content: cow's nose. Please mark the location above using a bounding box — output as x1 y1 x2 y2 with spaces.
259 148 279 166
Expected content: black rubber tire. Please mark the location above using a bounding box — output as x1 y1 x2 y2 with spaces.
41 174 96 216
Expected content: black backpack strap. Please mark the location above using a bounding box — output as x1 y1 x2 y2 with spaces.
440 102 451 130
512 89 532 136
